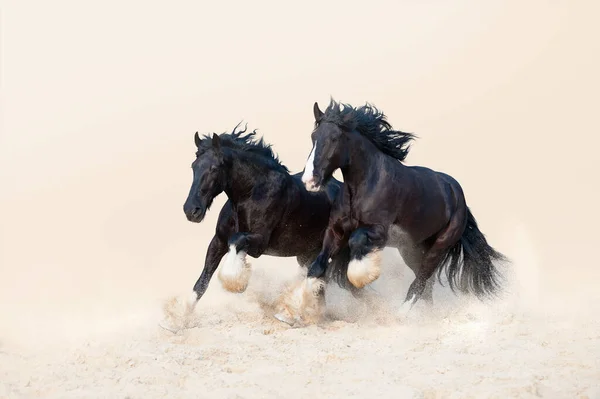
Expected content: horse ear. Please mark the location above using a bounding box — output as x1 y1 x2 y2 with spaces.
212 133 221 151
313 102 324 122
194 132 202 147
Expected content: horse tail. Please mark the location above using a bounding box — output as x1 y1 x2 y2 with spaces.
438 206 508 299
326 245 363 298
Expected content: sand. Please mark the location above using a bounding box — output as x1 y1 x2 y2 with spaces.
2 0 600 398
2 237 600 399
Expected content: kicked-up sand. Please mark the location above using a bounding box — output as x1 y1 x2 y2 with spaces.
1 0 599 397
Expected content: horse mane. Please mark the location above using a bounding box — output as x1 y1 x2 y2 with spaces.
319 99 417 162
197 122 289 172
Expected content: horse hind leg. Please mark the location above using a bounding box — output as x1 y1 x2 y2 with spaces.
421 278 434 304
399 220 464 316
398 245 434 305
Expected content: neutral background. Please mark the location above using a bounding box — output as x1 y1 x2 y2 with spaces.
1 0 599 398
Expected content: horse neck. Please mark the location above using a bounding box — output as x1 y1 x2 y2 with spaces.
224 151 284 204
342 132 401 192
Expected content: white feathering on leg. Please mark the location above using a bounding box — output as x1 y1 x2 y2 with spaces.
218 245 252 293
347 250 382 288
275 277 325 327
186 291 199 313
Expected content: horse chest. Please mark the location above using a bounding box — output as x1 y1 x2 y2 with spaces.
233 208 259 232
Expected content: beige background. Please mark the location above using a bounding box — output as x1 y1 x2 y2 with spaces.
1 0 599 397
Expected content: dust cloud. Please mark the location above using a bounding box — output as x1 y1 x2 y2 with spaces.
1 0 599 398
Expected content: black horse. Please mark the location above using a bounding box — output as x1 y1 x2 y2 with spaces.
179 124 356 328
296 100 508 317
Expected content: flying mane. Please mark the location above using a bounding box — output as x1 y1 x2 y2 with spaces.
197 122 289 172
319 99 417 162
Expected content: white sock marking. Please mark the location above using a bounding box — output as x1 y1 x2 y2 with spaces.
347 251 382 288
218 244 251 292
301 141 319 191
186 291 199 312
398 294 417 317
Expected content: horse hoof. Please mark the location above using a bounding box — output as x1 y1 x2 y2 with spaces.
158 319 184 334
398 303 411 318
160 293 200 333
274 312 296 327
398 294 417 319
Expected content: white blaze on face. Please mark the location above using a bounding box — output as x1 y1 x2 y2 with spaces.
301 141 319 192
218 245 252 293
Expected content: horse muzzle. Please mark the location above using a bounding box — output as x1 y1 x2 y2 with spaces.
301 174 321 192
184 206 206 223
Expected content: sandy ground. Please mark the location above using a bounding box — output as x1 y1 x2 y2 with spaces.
1 227 600 399
2 0 600 398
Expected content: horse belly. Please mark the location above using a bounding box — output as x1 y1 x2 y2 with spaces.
388 225 416 248
262 247 297 257
265 217 326 257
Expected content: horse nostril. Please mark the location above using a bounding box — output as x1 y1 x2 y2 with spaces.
186 206 204 222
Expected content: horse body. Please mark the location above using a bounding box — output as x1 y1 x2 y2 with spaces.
345 145 456 239
299 100 508 314
182 125 352 322
259 172 341 257
204 172 335 260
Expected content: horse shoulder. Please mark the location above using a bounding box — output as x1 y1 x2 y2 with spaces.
215 200 236 238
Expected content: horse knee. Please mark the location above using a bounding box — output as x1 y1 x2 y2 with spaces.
227 233 248 251
348 229 369 258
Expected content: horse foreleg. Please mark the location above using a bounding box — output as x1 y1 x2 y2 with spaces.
347 225 388 289
275 227 344 327
160 234 228 333
190 234 229 305
307 222 348 278
217 232 266 293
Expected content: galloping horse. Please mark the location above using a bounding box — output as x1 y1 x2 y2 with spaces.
291 100 508 319
177 124 358 329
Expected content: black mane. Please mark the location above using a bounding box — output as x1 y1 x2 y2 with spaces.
197 122 289 172
319 99 417 162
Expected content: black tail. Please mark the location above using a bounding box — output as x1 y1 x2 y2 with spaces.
325 245 364 298
437 207 508 299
